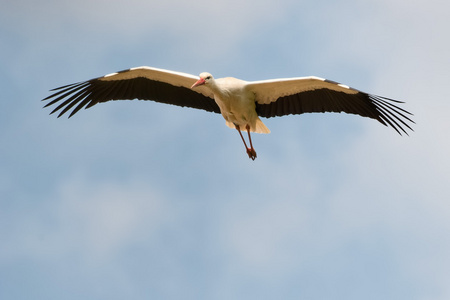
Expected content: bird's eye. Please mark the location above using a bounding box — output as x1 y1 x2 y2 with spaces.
206 76 211 80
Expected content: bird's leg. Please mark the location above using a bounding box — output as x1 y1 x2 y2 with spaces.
235 125 256 160
246 124 257 160
236 125 249 149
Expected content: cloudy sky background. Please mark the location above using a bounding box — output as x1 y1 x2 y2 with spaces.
1 0 449 299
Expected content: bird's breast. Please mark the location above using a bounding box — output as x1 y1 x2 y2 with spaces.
213 88 257 126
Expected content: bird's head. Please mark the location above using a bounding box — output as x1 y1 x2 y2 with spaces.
191 72 214 88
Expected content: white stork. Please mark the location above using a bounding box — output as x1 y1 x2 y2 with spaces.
43 66 414 160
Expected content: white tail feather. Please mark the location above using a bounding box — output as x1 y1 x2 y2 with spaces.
254 117 271 134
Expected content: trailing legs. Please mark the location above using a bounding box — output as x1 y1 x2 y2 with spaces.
235 124 257 160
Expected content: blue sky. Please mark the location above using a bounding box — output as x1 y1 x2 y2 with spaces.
1 0 449 299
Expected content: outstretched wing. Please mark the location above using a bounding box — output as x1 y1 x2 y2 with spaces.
43 66 220 118
248 76 414 135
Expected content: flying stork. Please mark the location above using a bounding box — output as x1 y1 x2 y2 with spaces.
42 66 414 160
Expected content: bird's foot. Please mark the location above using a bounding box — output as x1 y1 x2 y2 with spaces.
246 148 257 161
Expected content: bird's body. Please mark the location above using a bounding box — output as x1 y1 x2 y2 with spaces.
43 66 414 160
202 74 270 134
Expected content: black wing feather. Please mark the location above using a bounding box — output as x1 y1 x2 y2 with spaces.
255 89 414 135
43 75 220 118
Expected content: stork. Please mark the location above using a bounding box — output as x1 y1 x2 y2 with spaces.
43 66 414 160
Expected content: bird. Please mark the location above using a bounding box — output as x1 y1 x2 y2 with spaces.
42 66 414 160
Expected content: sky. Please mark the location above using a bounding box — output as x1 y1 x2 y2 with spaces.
1 0 449 299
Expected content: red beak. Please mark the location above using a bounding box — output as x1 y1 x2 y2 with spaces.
191 78 206 88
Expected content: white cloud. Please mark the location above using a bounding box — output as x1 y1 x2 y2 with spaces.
55 175 167 260
3 0 290 66
1 174 170 266
222 198 310 269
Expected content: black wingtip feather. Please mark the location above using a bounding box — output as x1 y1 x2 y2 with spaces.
368 94 415 135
